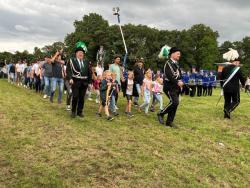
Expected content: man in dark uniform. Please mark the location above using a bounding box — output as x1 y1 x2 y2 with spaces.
181 71 190 95
221 59 245 119
157 47 183 128
66 42 92 118
196 70 203 97
208 71 215 96
189 69 197 97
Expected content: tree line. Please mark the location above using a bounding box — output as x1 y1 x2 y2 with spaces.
0 13 250 75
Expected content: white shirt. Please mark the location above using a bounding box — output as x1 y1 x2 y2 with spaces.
21 63 27 73
95 66 104 76
126 79 134 95
16 63 22 73
32 63 40 75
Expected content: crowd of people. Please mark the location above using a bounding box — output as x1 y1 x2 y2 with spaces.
1 44 250 127
181 70 217 97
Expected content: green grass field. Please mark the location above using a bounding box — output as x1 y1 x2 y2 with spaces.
0 79 249 188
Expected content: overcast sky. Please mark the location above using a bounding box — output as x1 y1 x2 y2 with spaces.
0 0 250 53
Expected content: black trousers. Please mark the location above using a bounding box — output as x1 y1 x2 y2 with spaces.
224 91 240 113
71 79 88 115
197 85 203 96
208 86 213 96
159 87 180 123
34 75 41 93
203 86 208 96
183 85 190 95
189 85 196 97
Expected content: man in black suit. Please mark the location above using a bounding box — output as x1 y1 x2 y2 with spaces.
157 47 183 128
221 59 245 119
66 43 92 118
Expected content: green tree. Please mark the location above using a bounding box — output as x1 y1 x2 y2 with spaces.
65 13 110 63
187 24 219 70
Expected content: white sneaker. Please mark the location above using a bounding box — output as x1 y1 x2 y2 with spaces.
66 105 71 111
95 99 100 104
43 95 47 99
115 105 119 110
88 98 93 101
64 91 67 95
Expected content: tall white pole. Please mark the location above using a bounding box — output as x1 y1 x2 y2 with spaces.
119 24 128 54
113 7 128 67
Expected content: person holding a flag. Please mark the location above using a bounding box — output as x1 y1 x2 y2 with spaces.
221 49 245 119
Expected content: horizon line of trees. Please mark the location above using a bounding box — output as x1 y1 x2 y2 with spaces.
0 13 250 75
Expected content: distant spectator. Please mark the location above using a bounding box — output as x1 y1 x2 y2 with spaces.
50 51 65 104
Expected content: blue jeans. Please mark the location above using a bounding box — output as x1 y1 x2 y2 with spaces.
51 77 64 102
44 76 52 96
109 95 116 112
134 84 141 103
153 93 163 110
140 89 151 113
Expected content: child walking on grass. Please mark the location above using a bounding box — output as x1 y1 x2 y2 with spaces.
93 74 102 104
138 69 153 114
121 70 138 117
109 72 119 116
150 77 164 111
96 70 113 121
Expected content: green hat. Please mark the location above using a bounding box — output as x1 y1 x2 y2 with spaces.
75 41 88 53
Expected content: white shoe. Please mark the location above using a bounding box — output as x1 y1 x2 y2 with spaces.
88 98 93 101
95 99 100 104
64 91 67 95
115 105 119 110
43 95 47 99
66 105 71 111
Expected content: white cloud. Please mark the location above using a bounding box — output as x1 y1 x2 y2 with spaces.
14 25 30 32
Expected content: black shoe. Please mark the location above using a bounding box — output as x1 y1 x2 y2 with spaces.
107 116 114 121
77 113 84 118
96 112 102 117
113 112 119 116
166 122 178 128
71 113 76 118
224 109 230 119
157 113 164 124
127 112 134 118
133 102 139 106
150 106 155 112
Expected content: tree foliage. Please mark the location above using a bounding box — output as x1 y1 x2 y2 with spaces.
0 13 250 75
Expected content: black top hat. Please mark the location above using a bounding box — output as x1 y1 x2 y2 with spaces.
169 47 181 56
